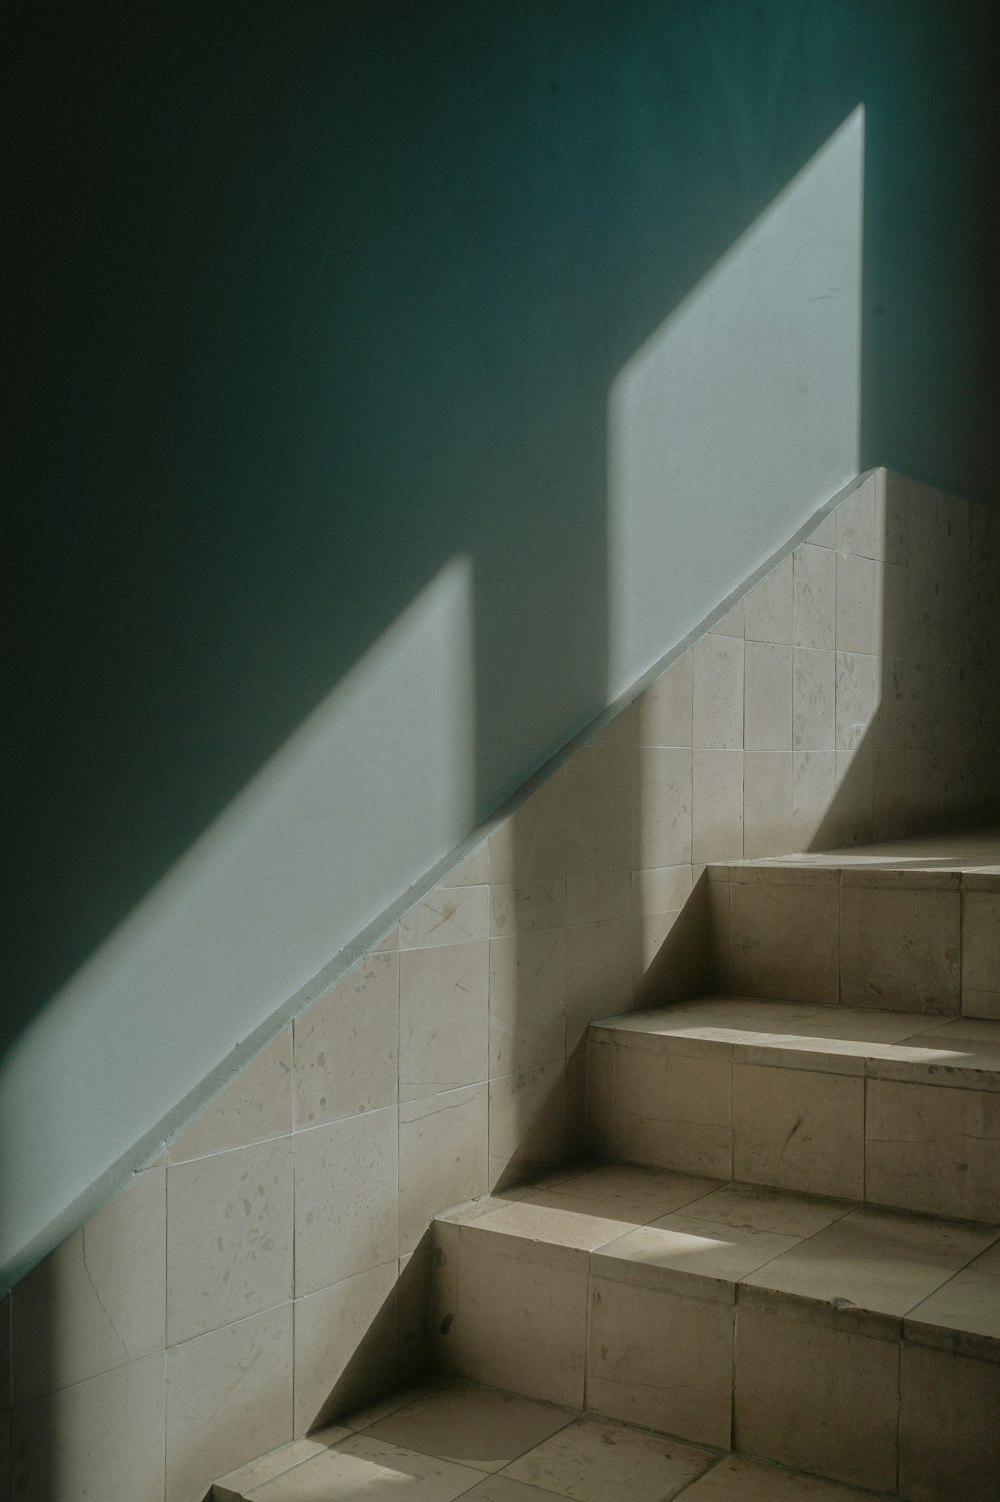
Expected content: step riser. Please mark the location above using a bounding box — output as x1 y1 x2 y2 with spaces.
431 1218 999 1500
708 867 1000 1020
588 1034 1000 1222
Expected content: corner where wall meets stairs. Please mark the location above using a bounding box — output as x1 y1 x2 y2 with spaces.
4 467 1000 1502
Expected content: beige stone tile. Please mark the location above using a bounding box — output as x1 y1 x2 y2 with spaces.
400 886 490 948
635 652 693 747
675 1453 879 1502
490 880 566 936
830 744 876 846
734 1064 864 1199
792 648 835 752
464 1476 557 1501
743 1207 994 1322
249 1434 482 1502
446 844 491 887
399 1085 488 1255
836 473 881 560
396 1248 432 1382
595 1215 799 1301
167 1137 292 1344
681 1181 851 1238
745 642 792 753
899 1345 1000 1502
587 1276 733 1448
840 886 960 1013
13 1167 165 1404
635 747 692 869
633 865 692 916
866 1078 1000 1221
585 1039 614 1157
633 900 706 1006
453 1232 588 1406
734 1301 898 1492
539 1163 722 1219
905 1236 1000 1361
488 773 566 883
744 557 793 646
399 941 489 1100
807 507 840 548
615 1045 732 1177
214 1431 350 1502
374 925 400 952
836 552 877 655
292 1262 398 1436
488 1061 566 1189
565 919 633 1053
468 1195 634 1256
706 876 732 988
172 1031 293 1161
364 1380 574 1474
743 752 793 859
710 599 745 637
13 1351 164 1502
565 748 634 878
692 749 743 863
565 872 632 926
589 700 637 748
490 931 565 1077
792 750 836 851
963 891 1000 1017
792 543 836 650
729 876 839 1003
835 651 880 751
293 956 397 1129
294 1107 397 1296
166 1305 292 1502
693 635 744 749
506 1413 713 1501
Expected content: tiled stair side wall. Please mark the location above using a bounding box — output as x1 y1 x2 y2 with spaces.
5 469 1000 1502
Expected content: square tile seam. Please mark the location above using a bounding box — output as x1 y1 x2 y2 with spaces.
446 1193 1000 1346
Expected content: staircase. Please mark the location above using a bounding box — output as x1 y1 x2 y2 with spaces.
212 833 1000 1501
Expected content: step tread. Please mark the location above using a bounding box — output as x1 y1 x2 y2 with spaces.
436 1161 1000 1354
592 996 1000 1090
214 1378 884 1500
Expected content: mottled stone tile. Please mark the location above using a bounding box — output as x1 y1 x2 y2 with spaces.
836 551 877 655
293 1263 398 1436
364 1380 574 1475
729 875 839 1003
172 1032 292 1162
635 747 692 869
744 557 793 646
490 880 566 936
488 773 566 883
899 1344 1000 1502
399 941 489 1100
615 1045 732 1178
693 635 744 749
490 931 565 1077
635 652 692 748
399 1084 488 1255
745 642 792 752
840 885 960 1013
866 1078 1000 1221
565 919 633 1053
294 1107 397 1296
792 543 836 650
734 1064 864 1200
488 1062 566 1190
792 647 835 752
743 752 793 859
400 886 489 948
294 956 397 1128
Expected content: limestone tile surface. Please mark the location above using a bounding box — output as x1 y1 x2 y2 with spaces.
792 543 836 650
728 878 839 1003
452 1232 588 1406
293 1106 397 1296
635 653 692 747
898 1344 1000 1502
400 886 489 948
536 1162 723 1220
446 844 491 887
741 1207 995 1321
836 473 881 560
963 890 1000 1018
399 1085 488 1255
633 864 692 916
866 1078 1000 1221
488 1061 566 1189
489 931 565 1077
585 1039 614 1156
594 1215 800 1301
614 1046 732 1178
733 1064 864 1200
711 599 745 637
490 879 566 936
214 1430 350 1502
565 919 633 1053
246 1435 481 1502
904 1236 1000 1360
12 1350 164 1502
13 1165 165 1404
465 1476 558 1500
792 750 836 849
488 774 566 884
835 651 880 751
692 749 743 863
565 746 635 876
734 1301 899 1492
744 557 793 645
677 1181 851 1238
364 1380 574 1473
399 941 489 1100
693 635 744 749
566 871 633 926
587 1275 733 1448
167 1137 292 1345
792 648 835 751
836 552 877 655
504 1414 714 1502
743 752 793 858
172 1031 293 1161
745 642 792 752
676 1454 879 1501
292 1262 398 1436
293 956 397 1128
635 747 692 869
840 885 960 1012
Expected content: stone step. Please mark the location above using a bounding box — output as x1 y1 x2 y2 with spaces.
705 843 1000 1021
212 1376 895 1501
587 996 1000 1222
429 1163 1000 1500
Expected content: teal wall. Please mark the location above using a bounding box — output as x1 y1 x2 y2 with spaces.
4 0 998 1275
